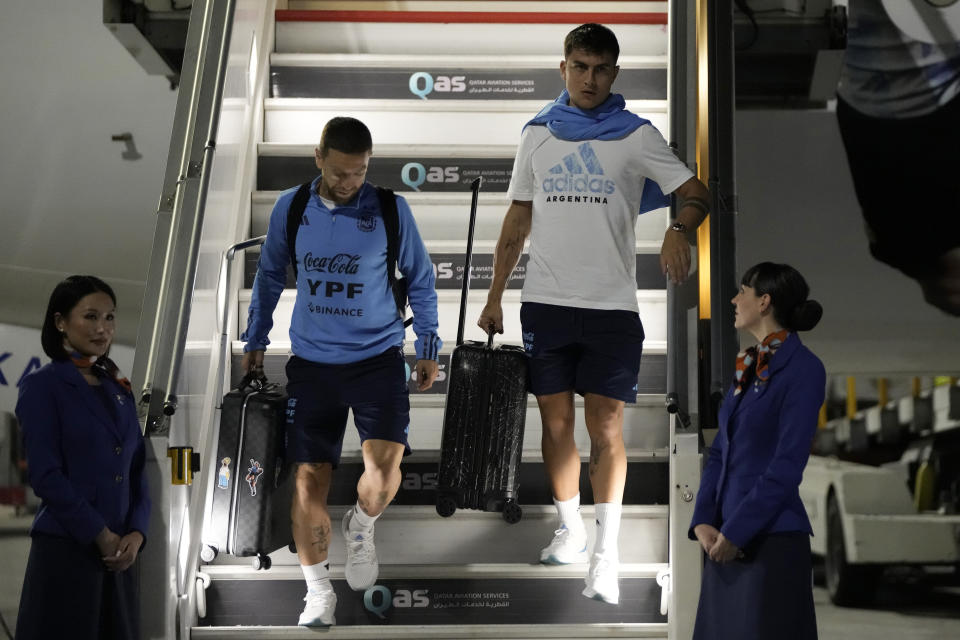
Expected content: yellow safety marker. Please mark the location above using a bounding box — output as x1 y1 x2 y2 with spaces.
168 446 201 486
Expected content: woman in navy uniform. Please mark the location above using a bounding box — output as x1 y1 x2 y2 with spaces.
15 275 150 640
690 262 825 640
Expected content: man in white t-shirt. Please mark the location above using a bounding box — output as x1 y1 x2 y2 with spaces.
477 23 710 605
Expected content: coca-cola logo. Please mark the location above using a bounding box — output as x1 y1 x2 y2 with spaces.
303 253 360 274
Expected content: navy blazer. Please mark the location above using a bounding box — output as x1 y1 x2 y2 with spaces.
15 360 150 546
689 332 825 549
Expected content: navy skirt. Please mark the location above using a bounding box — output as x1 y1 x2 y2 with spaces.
693 532 817 640
16 533 140 640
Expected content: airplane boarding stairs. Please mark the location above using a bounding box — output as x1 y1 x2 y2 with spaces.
132 2 707 638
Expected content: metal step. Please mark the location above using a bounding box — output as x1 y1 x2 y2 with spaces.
274 13 668 57
263 98 668 146
194 625 667 640
251 189 669 244
228 346 671 452
205 504 667 567
195 563 668 634
240 239 668 293
236 289 668 352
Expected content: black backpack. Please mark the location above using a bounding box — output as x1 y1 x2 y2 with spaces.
285 182 411 327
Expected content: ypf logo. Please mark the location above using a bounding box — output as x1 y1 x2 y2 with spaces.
364 586 430 619
401 162 460 191
408 72 466 99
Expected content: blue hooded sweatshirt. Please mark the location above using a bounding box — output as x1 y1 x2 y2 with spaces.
242 177 441 364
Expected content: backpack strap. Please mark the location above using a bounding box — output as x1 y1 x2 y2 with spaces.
286 182 313 282
376 187 413 328
285 182 412 328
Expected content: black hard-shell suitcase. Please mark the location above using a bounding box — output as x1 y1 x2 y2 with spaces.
203 373 292 569
436 177 528 524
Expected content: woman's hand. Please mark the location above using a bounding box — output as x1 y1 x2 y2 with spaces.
708 532 740 564
693 524 720 554
95 526 121 558
102 531 144 572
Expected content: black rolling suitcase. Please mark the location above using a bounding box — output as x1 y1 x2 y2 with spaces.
435 177 528 524
203 372 293 569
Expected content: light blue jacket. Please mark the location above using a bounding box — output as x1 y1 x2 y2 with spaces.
242 178 441 364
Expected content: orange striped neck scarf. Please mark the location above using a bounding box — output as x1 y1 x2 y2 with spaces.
70 352 132 393
733 330 789 396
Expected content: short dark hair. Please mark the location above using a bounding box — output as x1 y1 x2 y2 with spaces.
318 117 373 157
740 262 822 332
41 275 117 360
564 23 620 63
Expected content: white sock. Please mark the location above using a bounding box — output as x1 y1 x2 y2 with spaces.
554 494 585 536
594 502 621 559
349 502 379 533
301 561 332 594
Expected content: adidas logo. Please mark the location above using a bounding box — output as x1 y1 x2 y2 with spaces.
542 142 616 197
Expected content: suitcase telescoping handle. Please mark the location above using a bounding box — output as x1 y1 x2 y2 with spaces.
456 177 483 346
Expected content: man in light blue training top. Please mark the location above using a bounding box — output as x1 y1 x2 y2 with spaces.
241 116 441 628
479 23 709 605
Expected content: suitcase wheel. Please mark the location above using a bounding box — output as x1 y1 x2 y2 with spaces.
502 500 522 525
200 544 218 563
436 493 457 518
251 553 272 571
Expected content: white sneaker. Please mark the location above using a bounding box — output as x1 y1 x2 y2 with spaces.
298 589 336 627
342 508 379 590
539 525 588 565
582 553 620 605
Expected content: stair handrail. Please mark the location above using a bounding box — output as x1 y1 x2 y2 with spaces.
170 236 265 628
130 0 238 436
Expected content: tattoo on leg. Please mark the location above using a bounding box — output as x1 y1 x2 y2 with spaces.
590 442 608 477
311 524 330 554
377 490 389 508
357 496 369 514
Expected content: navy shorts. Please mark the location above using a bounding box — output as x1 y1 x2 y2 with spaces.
284 347 411 467
520 302 644 404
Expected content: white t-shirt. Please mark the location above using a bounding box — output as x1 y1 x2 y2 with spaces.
507 124 693 312
838 0 960 118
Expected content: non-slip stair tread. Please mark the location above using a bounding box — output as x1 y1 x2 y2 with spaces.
192 623 668 639
270 53 668 67
264 97 668 112
269 65 666 101
202 562 669 580
198 573 667 627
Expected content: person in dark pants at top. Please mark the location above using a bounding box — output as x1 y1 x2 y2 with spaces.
690 262 825 640
241 116 441 627
479 23 711 605
16 275 150 640
837 0 960 315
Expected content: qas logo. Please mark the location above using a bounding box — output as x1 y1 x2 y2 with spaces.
409 72 466 99
364 586 430 619
401 163 460 191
